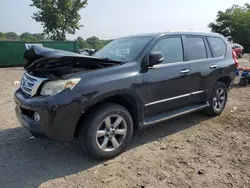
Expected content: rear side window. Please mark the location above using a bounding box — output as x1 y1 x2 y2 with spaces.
186 37 207 60
151 37 183 64
207 37 226 57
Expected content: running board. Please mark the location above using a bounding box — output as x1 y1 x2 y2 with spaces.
143 102 210 126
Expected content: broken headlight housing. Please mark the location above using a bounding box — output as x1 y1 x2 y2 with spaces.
40 78 81 96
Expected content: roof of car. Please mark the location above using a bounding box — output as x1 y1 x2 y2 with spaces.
119 31 222 39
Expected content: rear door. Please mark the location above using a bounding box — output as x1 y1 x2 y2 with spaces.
187 36 227 104
205 36 229 90
184 36 213 104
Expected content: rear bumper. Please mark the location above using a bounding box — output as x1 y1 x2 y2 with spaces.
14 89 88 141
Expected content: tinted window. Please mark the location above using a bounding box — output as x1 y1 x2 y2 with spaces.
207 37 226 57
186 37 207 60
151 37 183 63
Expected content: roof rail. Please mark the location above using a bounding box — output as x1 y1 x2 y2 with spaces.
169 30 193 32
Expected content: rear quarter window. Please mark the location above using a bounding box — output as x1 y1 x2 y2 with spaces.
207 37 226 57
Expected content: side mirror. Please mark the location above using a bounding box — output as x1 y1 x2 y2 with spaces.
148 52 164 67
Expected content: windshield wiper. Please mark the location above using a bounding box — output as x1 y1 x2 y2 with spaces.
99 57 125 64
91 61 104 68
100 57 113 61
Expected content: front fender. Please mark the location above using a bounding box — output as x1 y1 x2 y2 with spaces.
79 89 145 128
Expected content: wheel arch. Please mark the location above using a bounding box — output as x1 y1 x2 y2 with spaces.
75 92 144 137
206 76 231 102
217 76 231 88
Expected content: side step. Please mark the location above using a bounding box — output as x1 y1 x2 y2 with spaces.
143 102 210 126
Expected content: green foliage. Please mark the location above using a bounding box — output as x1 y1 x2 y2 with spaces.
86 36 99 49
5 32 20 41
20 32 37 41
0 32 48 42
100 39 112 48
76 36 89 49
77 36 112 50
0 32 5 40
20 33 46 41
209 3 250 50
31 0 88 41
32 33 46 41
0 31 110 50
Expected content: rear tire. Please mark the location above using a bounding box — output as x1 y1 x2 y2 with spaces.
80 103 133 160
239 78 248 86
205 81 228 116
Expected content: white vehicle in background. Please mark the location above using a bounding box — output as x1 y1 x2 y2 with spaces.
80 49 97 56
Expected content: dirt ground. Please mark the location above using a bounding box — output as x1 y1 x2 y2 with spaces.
0 56 250 188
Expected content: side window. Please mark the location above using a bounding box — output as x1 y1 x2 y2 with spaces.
186 37 207 60
151 37 183 63
207 37 226 57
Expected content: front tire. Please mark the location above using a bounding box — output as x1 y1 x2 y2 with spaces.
80 103 133 160
206 81 228 116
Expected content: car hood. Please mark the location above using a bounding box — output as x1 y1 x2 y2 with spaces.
23 45 121 71
24 45 98 61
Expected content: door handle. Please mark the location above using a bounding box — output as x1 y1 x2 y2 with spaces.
210 65 218 69
180 69 190 74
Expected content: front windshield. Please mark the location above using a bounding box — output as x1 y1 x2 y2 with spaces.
93 36 153 62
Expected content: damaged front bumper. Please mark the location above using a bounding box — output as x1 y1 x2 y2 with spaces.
14 88 87 141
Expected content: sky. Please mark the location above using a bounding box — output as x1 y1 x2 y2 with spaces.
0 0 248 40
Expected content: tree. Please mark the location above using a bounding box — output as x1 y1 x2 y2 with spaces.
0 32 5 40
86 36 99 49
76 36 111 50
208 3 250 50
76 36 89 49
5 32 19 41
31 0 88 41
20 32 37 41
20 32 46 41
32 33 45 41
99 39 112 49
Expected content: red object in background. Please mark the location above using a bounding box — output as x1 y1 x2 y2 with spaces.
232 51 239 68
232 43 244 58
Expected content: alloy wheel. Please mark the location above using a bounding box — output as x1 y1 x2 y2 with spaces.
96 115 127 152
213 88 226 111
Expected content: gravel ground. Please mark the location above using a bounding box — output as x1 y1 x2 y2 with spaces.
0 56 250 188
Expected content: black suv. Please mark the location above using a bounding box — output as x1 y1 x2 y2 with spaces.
14 31 236 160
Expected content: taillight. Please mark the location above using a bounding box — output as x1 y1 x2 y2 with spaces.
232 51 239 68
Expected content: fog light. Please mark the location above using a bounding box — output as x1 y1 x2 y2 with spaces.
34 112 40 122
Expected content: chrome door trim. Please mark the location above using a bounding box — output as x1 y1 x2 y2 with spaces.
190 90 204 95
145 90 204 107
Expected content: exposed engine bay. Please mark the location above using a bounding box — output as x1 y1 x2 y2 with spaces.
23 45 122 79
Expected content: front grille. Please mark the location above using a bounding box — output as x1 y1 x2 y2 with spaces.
20 72 47 97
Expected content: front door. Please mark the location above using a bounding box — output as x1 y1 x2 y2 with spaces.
143 36 193 117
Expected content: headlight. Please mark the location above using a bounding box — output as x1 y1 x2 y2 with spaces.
40 78 81 96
